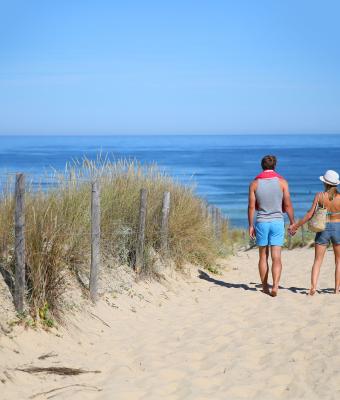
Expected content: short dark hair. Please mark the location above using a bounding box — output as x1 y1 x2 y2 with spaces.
261 155 277 170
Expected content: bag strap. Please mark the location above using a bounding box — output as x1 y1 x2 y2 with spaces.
315 193 320 211
320 192 326 209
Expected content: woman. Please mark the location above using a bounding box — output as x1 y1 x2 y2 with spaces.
291 170 340 295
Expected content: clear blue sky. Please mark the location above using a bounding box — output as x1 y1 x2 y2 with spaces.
1 0 339 135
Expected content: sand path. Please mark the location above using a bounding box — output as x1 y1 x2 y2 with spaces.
1 247 340 399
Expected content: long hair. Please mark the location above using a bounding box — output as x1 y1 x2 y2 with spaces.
324 183 338 201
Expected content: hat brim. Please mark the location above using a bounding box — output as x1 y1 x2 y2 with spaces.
320 176 340 186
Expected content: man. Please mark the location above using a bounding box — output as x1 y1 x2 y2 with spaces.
248 155 295 297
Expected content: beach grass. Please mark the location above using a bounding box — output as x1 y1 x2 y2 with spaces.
0 157 228 320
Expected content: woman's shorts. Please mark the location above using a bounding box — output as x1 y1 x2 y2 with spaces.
255 220 285 247
315 222 340 245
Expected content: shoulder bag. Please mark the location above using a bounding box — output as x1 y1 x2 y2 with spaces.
308 193 327 233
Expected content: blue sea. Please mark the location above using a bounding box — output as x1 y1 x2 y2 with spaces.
0 134 339 227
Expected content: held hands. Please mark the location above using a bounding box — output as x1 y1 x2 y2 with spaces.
288 222 299 236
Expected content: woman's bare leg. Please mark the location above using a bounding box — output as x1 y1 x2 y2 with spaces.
333 243 340 293
270 246 282 296
258 246 270 293
310 244 327 295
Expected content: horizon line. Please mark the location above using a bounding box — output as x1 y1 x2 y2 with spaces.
0 132 339 137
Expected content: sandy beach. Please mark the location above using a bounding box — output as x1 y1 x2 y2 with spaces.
1 247 340 400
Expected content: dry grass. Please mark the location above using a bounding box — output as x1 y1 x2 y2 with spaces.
0 157 228 320
16 366 100 375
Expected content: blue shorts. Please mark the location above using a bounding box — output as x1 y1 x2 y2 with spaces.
315 222 340 245
255 220 285 247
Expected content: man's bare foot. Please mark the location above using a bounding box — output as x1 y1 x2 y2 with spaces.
270 288 278 297
262 284 270 295
334 288 340 294
308 288 317 296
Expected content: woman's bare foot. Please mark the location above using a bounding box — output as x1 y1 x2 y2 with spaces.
271 287 278 297
334 288 340 294
308 288 317 296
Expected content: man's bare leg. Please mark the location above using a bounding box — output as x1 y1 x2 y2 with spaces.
258 246 270 294
310 244 327 295
270 246 282 297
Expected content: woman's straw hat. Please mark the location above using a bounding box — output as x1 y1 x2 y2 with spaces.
319 170 340 186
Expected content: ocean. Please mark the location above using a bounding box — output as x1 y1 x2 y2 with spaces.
0 134 339 227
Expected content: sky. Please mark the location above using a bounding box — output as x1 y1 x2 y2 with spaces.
0 0 339 135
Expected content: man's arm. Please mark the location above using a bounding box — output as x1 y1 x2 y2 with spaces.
281 179 295 225
248 181 257 239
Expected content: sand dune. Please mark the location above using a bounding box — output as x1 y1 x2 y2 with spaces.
1 247 340 400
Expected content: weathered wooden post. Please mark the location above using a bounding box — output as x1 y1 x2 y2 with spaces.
207 205 212 234
89 181 100 302
200 201 209 219
301 224 305 247
221 217 228 242
206 203 210 220
14 173 25 313
160 191 170 254
207 205 211 224
215 208 221 240
219 210 224 240
209 205 212 221
1 234 8 260
286 224 292 250
242 230 246 247
211 206 216 237
135 188 147 273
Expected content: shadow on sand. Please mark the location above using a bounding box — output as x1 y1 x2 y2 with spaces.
0 265 14 297
198 270 257 292
198 270 334 295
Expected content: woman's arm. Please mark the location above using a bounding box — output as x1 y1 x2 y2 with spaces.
293 193 320 230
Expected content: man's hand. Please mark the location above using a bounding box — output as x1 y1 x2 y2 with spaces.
249 225 256 240
288 223 298 236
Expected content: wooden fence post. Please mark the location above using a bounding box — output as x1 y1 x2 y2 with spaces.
135 188 147 273
221 218 228 241
89 181 100 302
208 205 214 227
211 206 216 237
301 224 305 247
242 230 246 247
201 201 209 219
14 173 25 313
215 208 222 240
286 224 292 250
160 191 170 254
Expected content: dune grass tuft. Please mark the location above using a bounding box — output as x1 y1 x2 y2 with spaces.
0 158 229 320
